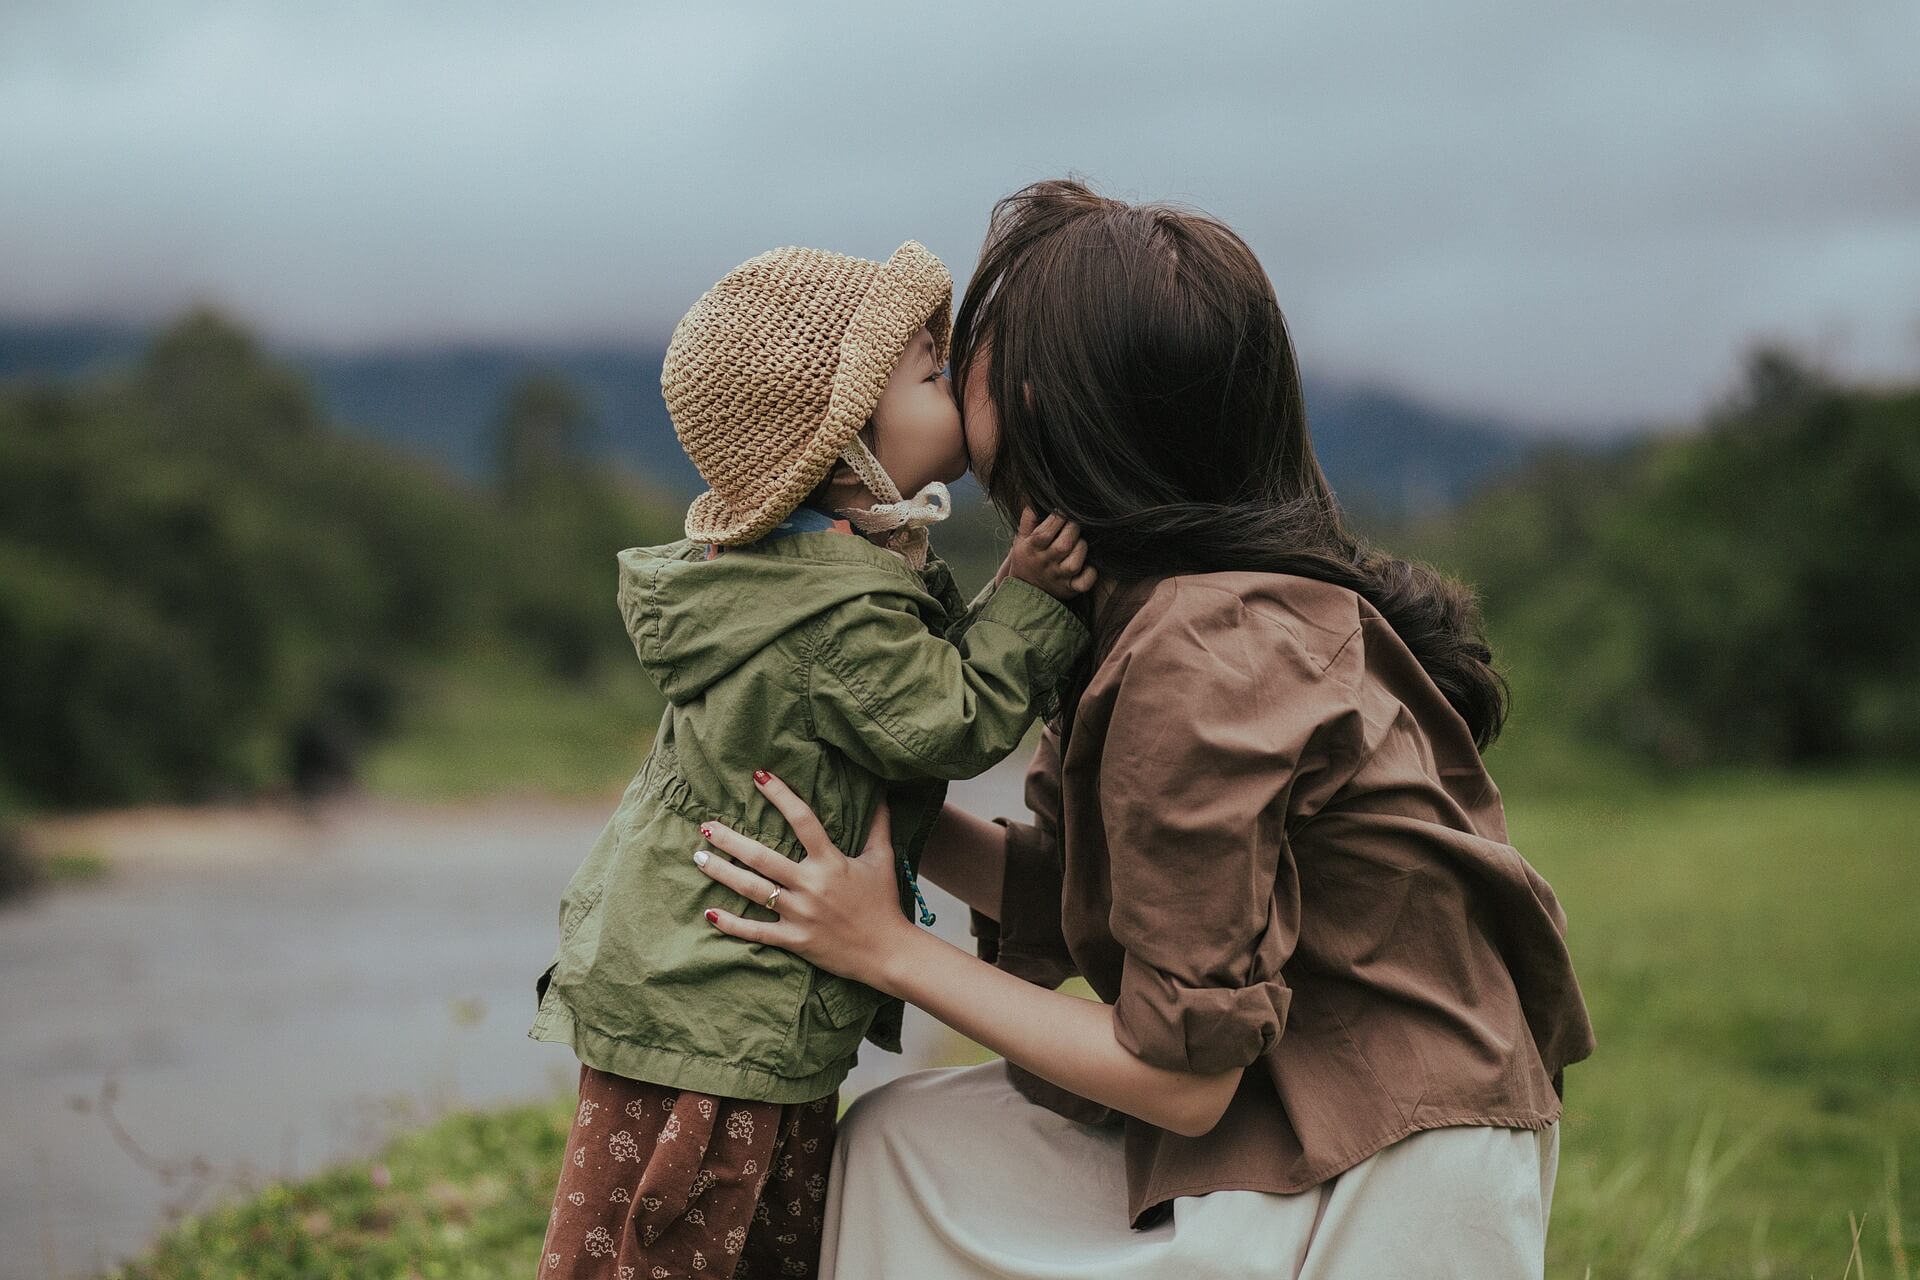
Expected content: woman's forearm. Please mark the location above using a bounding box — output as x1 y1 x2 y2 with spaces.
879 927 1243 1138
916 802 1006 920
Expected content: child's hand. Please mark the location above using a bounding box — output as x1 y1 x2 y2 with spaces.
1001 508 1097 601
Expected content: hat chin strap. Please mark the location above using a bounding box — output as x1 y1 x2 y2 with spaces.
837 436 950 570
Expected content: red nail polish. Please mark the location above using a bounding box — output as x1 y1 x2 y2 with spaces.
753 769 771 785
704 909 719 925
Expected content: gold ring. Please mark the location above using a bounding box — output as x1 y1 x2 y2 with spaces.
765 887 781 912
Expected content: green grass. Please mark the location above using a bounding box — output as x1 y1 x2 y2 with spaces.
39 844 109 885
104 1101 572 1280
111 752 1919 1278
363 649 664 801
1515 767 1920 1277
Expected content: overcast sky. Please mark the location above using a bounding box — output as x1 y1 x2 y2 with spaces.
3 0 1916 432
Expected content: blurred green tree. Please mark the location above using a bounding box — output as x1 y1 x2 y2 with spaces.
493 372 592 504
0 311 680 807
486 371 683 681
1426 344 1920 766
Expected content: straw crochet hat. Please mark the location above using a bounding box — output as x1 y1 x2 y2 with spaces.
664 241 953 551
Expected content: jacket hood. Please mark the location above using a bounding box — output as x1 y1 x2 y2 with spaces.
617 536 942 704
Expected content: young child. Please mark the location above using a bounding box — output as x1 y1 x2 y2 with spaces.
528 241 1095 1279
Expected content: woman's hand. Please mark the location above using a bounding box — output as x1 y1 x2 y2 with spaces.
696 770 1244 1137
693 770 920 993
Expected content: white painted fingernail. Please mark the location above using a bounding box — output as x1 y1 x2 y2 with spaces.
693 850 709 867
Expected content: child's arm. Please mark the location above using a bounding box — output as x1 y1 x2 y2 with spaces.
808 578 1081 780
996 510 1098 600
807 518 1094 781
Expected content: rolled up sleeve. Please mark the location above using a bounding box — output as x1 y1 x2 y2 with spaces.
1113 956 1292 1074
1102 582 1358 1075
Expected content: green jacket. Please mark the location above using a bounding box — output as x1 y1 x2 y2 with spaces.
527 529 1089 1102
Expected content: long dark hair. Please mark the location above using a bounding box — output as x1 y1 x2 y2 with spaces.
952 179 1508 748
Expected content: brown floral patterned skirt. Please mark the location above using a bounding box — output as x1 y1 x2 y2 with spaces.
537 1063 838 1279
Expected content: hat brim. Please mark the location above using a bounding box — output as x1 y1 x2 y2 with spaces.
685 241 953 546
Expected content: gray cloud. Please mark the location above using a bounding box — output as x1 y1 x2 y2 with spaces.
2 0 1916 430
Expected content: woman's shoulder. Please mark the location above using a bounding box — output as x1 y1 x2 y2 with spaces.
1106 571 1372 684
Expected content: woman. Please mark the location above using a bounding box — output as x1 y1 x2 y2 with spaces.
691 179 1595 1278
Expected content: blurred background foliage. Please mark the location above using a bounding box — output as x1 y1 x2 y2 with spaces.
3 310 1915 816
0 310 680 811
1409 347 1920 768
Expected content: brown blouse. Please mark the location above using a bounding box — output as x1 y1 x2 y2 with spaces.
973 571 1595 1226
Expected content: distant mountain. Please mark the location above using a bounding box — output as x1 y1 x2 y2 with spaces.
301 344 698 488
0 321 148 383
1304 381 1535 517
0 320 1545 515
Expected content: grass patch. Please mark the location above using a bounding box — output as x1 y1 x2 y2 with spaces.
104 1099 573 1280
1516 767 1920 1277
363 649 664 801
40 844 110 885
0 830 108 900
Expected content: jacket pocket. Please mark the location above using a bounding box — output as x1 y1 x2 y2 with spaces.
802 974 883 1036
547 876 609 995
557 878 607 943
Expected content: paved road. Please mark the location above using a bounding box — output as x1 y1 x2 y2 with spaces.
0 760 1027 1279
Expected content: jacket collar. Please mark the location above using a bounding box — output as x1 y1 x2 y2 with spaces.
1090 575 1167 664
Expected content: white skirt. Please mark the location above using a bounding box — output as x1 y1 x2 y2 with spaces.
821 1061 1558 1280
